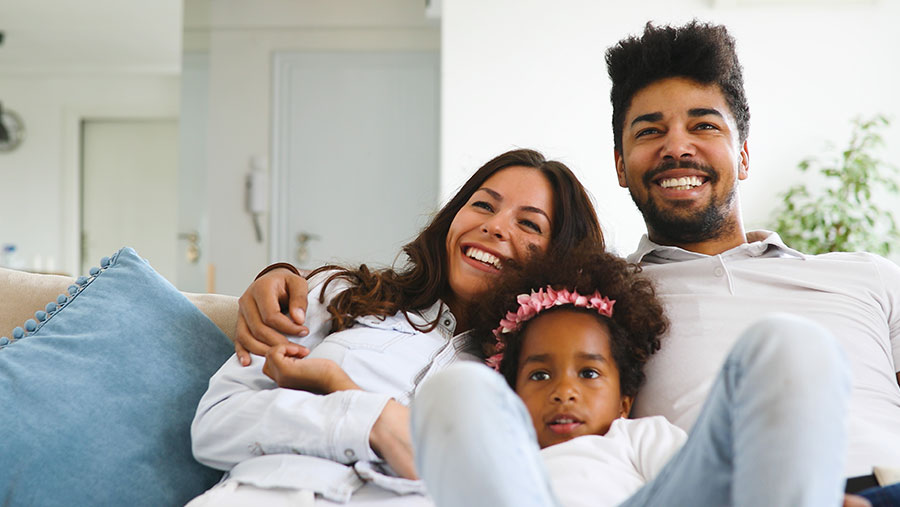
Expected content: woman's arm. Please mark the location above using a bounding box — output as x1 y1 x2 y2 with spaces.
259 344 419 479
191 353 392 471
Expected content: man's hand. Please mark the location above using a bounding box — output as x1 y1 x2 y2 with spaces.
236 267 310 366
370 400 418 480
263 344 359 394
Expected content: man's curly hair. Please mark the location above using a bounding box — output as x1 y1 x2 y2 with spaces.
606 20 750 153
468 245 668 399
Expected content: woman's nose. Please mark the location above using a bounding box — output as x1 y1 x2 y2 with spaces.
481 215 508 240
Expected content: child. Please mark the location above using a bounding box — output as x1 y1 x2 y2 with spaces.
410 246 857 507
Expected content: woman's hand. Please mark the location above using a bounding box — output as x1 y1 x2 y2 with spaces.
236 267 310 366
370 400 419 480
263 344 359 394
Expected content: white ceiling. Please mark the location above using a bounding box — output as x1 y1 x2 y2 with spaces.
0 0 182 74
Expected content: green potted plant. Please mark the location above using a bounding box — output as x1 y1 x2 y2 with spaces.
772 115 900 256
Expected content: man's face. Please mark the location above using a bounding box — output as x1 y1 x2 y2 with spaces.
614 77 749 245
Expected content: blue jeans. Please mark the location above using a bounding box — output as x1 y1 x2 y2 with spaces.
411 314 851 507
858 483 900 506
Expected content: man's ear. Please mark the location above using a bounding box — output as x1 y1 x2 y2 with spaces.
738 140 750 180
614 151 628 188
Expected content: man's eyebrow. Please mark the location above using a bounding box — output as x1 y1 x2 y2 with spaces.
630 112 662 127
689 107 724 119
475 188 550 219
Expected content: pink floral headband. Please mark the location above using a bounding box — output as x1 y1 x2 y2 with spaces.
486 286 615 371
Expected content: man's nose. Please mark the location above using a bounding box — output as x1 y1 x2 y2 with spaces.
661 128 696 160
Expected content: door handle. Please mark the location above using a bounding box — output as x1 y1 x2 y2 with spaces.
178 231 201 264
296 232 320 265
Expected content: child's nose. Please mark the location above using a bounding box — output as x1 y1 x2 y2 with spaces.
551 380 578 403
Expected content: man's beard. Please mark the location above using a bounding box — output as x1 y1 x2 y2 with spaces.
628 159 737 245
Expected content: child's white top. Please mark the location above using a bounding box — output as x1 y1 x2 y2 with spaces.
541 416 687 507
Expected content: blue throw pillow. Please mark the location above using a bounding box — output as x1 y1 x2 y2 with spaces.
0 247 233 506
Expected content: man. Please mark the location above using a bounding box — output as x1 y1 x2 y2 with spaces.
606 21 900 501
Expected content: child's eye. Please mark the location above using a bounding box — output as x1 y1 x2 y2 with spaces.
528 371 550 381
472 201 494 212
579 369 600 379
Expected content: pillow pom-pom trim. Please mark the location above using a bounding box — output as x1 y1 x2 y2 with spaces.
0 249 122 348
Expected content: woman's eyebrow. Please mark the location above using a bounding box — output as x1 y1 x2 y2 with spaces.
475 187 549 219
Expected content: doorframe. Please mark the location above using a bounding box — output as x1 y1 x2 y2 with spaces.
61 107 178 277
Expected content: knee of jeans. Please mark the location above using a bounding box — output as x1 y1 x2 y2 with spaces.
414 362 507 420
736 313 847 381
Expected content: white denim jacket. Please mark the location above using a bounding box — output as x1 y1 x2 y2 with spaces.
191 271 479 502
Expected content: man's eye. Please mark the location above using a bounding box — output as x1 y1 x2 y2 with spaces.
695 122 718 131
580 369 600 379
472 201 494 212
529 371 550 381
635 128 659 138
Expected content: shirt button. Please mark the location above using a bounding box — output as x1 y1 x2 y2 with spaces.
344 449 355 459
714 267 724 277
443 319 451 327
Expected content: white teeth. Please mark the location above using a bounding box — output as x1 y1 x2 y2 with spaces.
465 247 502 269
553 418 576 424
658 176 704 189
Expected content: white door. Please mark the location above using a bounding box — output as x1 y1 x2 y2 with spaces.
272 51 440 270
81 119 179 282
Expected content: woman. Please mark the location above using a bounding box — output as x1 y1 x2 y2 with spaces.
189 149 603 505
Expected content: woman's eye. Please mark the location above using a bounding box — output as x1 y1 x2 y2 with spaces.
472 201 494 212
580 369 600 379
520 219 542 233
529 371 550 381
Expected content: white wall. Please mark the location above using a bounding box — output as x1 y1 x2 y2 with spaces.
441 0 900 259
189 0 439 295
0 74 180 275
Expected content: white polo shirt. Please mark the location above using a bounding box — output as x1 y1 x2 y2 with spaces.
628 230 900 477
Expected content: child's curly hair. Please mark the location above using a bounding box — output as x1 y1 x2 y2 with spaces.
469 244 668 399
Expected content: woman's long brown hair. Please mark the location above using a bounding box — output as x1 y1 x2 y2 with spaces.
310 149 604 335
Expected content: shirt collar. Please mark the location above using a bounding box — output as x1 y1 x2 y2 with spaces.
627 230 807 264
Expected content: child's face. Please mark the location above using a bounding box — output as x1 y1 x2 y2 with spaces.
514 310 633 449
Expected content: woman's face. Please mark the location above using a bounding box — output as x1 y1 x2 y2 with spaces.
445 166 554 304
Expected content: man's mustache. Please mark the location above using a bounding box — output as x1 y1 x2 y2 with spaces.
642 159 719 187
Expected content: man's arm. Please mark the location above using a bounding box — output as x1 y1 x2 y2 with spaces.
234 265 311 365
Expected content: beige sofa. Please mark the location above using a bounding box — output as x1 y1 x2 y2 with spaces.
0 266 239 343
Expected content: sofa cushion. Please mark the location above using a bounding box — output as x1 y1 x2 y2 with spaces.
0 247 233 506
0 267 240 342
